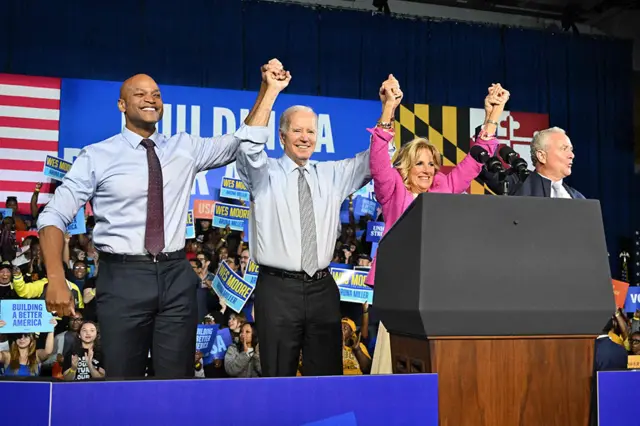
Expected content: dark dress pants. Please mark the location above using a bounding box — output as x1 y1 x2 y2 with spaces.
96 256 199 379
254 270 343 377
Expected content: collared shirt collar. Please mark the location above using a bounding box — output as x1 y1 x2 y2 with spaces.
121 126 163 150
537 171 562 186
279 154 316 174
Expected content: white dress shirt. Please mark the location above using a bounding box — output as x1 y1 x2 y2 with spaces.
236 138 371 272
38 125 269 255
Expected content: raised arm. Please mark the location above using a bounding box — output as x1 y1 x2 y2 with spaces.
437 84 510 194
369 75 404 205
38 148 96 317
192 79 276 172
236 59 291 195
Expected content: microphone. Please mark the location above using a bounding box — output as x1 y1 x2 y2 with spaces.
485 156 504 174
499 145 529 176
470 145 490 165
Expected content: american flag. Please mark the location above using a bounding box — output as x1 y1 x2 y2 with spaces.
0 73 60 215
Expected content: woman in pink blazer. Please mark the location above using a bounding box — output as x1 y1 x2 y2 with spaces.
366 77 510 286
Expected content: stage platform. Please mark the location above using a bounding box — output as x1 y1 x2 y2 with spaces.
3 373 439 426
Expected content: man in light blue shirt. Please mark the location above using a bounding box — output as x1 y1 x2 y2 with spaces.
37 61 288 379
236 70 373 377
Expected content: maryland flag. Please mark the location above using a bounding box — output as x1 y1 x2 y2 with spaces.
393 104 549 194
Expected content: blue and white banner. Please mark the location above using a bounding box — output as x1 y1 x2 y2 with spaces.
196 324 218 359
220 177 250 202
354 196 379 218
0 208 12 218
243 259 259 286
43 155 72 181
330 268 373 305
185 210 195 239
0 300 55 334
625 286 640 312
67 207 86 236
212 260 256 313
57 78 383 209
366 221 384 242
212 202 249 232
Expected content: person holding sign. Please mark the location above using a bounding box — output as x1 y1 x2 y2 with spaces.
0 317 56 377
37 61 286 379
236 63 372 377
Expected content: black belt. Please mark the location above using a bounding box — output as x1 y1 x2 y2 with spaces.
99 249 186 263
260 265 330 282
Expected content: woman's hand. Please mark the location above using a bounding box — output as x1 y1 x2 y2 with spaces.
86 348 94 364
379 74 403 109
0 320 5 328
71 354 79 369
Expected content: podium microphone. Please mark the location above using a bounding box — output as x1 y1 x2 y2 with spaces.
470 145 490 165
499 145 530 180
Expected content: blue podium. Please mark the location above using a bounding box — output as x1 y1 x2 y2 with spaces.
3 373 438 426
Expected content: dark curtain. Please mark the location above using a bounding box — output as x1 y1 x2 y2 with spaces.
1 0 634 276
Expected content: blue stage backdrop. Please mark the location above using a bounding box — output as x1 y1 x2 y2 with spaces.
58 78 381 210
0 374 439 426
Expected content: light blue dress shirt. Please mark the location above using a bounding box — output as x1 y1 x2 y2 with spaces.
236 138 371 272
37 125 269 255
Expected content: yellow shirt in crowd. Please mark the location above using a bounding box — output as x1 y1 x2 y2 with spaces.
342 343 371 375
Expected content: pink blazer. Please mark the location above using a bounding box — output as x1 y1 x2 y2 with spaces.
365 126 498 285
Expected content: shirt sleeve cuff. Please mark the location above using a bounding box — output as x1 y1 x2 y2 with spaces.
36 211 69 234
235 124 270 144
367 126 395 143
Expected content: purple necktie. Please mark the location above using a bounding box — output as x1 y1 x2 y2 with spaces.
141 139 165 256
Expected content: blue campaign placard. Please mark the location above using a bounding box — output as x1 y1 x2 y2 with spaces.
243 259 260 286
0 208 13 218
66 207 86 235
196 324 218 358
219 176 250 202
330 268 373 305
209 327 233 361
0 300 54 333
43 155 72 181
185 210 195 239
624 286 640 312
354 196 379 218
366 221 384 242
212 202 249 232
212 261 255 313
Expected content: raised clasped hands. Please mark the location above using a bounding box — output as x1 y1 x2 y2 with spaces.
379 74 403 109
261 58 291 92
485 83 510 115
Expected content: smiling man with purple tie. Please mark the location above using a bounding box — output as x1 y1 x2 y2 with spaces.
37 60 288 379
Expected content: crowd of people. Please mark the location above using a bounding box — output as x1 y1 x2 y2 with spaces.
0 58 635 383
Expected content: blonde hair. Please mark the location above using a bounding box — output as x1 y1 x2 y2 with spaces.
393 137 442 192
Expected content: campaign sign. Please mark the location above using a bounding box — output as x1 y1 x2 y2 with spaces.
57 78 381 212
66 207 86 236
366 221 384 243
330 268 373 305
212 261 255 313
212 202 249 232
624 286 640 312
0 300 54 333
185 210 195 239
0 208 13 218
196 324 218 359
220 177 250 202
209 327 233 362
243 259 260 286
43 155 72 181
354 196 379 218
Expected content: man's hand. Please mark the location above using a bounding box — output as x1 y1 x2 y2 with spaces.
350 332 361 351
379 74 403 109
46 278 75 317
261 58 291 93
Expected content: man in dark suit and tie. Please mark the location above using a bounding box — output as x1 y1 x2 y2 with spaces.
481 126 585 198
